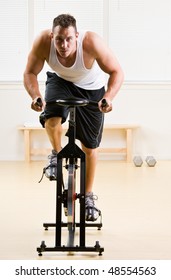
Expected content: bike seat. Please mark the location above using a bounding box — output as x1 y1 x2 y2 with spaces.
56 98 89 107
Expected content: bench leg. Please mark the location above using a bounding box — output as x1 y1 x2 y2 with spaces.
126 128 132 162
24 130 31 162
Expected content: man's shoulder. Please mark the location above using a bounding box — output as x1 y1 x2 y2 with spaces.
36 29 52 43
82 31 100 50
83 31 100 43
33 29 51 51
32 29 51 59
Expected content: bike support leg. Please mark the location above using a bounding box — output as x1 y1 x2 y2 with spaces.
79 153 86 247
55 156 63 247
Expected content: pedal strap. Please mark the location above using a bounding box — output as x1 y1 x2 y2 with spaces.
85 206 102 222
85 205 101 213
38 167 46 183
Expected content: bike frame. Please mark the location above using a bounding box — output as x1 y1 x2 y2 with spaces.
37 98 104 256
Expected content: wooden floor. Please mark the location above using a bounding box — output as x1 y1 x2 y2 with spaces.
0 160 171 260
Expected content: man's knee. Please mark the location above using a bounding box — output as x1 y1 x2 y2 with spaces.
82 145 97 158
45 117 62 128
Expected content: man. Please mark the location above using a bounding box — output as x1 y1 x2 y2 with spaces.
23 14 124 221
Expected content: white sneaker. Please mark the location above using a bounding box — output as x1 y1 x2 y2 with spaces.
85 192 101 221
44 150 57 180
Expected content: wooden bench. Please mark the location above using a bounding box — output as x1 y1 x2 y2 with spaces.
18 124 139 162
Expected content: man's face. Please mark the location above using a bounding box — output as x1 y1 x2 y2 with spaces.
52 26 78 58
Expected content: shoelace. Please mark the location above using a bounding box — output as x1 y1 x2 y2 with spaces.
85 193 98 208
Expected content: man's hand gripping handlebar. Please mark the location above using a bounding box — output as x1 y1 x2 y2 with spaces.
33 97 112 113
31 97 45 112
99 98 112 113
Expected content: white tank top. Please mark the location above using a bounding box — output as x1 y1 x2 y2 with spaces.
48 30 105 90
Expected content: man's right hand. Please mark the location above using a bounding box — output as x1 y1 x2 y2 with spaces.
31 97 45 112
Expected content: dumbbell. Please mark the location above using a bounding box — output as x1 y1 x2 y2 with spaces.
133 156 143 167
145 156 157 167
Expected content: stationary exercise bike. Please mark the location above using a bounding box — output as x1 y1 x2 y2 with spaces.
37 98 106 256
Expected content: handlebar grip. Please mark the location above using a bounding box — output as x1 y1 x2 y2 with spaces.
101 98 108 108
35 97 43 107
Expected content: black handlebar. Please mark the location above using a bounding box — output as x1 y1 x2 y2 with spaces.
46 98 108 108
35 97 43 107
101 98 108 108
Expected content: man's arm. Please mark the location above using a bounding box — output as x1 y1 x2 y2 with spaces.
23 32 49 111
84 32 124 112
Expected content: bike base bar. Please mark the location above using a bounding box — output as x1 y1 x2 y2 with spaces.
43 222 102 230
37 243 104 256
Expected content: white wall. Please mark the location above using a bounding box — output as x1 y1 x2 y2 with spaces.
1 81 171 161
1 0 171 161
2 0 171 82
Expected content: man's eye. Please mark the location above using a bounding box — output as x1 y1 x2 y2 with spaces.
56 38 62 42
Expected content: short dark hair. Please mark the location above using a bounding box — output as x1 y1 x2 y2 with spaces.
52 14 77 32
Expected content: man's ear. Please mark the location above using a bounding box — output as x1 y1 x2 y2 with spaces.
51 32 54 39
76 32 79 38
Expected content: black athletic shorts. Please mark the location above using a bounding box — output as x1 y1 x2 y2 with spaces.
40 71 105 149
